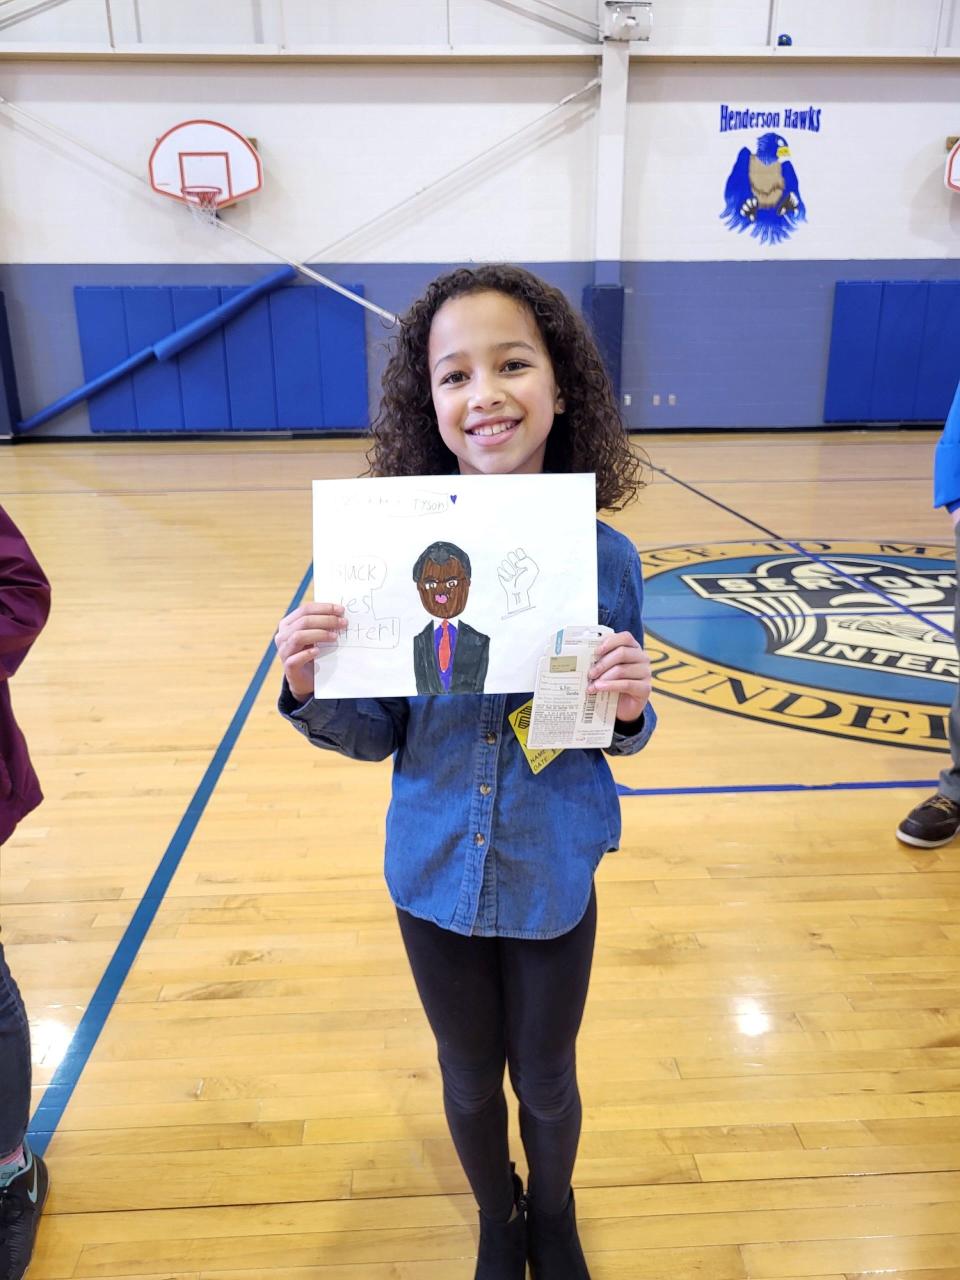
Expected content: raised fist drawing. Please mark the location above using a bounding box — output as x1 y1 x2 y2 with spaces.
498 547 540 616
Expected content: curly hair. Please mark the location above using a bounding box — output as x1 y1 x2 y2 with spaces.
366 264 645 511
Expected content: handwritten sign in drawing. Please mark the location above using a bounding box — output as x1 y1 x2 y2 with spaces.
312 474 598 698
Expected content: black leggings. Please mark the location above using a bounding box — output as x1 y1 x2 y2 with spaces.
396 886 596 1220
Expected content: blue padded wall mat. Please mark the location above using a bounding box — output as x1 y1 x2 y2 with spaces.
582 283 624 397
916 281 960 422
824 280 960 423
125 287 182 432
75 282 368 433
74 287 139 431
221 286 278 431
870 281 928 422
0 293 23 435
173 287 232 432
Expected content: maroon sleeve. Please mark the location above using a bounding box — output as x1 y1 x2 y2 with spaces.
0 504 51 679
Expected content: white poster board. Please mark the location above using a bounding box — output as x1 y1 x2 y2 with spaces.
312 474 598 698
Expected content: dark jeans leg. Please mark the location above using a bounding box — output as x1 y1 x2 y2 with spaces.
396 909 514 1221
939 523 960 802
503 886 597 1214
0 940 32 1156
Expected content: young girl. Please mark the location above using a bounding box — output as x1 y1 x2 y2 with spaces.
275 265 656 1279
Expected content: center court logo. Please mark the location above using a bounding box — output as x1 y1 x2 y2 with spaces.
642 539 956 752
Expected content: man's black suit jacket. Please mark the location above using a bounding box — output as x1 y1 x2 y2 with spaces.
413 620 490 695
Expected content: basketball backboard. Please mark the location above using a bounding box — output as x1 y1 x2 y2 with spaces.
149 119 262 212
947 139 960 194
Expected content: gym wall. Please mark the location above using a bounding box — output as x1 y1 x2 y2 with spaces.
1 0 958 435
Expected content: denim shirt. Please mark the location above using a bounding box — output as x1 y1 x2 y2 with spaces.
279 520 657 939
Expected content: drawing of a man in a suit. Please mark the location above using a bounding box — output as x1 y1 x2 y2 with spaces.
412 541 490 695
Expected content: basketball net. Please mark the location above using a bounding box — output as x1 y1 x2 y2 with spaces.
182 186 221 228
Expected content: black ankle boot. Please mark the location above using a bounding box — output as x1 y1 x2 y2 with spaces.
527 1187 591 1279
474 1166 527 1279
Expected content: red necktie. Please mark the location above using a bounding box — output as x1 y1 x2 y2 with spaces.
438 620 452 673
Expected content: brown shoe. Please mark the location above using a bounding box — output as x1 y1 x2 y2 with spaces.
896 794 960 848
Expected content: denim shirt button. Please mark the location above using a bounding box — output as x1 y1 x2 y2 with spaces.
485 732 497 744
474 832 485 846
479 783 492 796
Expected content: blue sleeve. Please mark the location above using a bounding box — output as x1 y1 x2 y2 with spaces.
603 542 657 758
933 380 960 509
278 681 408 762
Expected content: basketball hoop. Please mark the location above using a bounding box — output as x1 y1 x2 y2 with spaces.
183 186 222 227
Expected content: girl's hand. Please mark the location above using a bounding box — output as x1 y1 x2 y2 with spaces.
587 631 652 726
275 602 347 702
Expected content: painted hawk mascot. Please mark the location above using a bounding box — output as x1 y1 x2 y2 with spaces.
721 131 806 244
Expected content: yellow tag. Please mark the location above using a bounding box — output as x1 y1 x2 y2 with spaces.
508 699 563 775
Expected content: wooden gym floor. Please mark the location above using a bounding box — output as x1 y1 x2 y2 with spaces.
2 431 958 1279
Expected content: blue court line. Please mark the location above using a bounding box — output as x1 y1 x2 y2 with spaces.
26 565 314 1153
646 433 939 450
644 608 951 624
658 476 929 486
650 465 955 640
0 486 310 499
616 777 938 797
